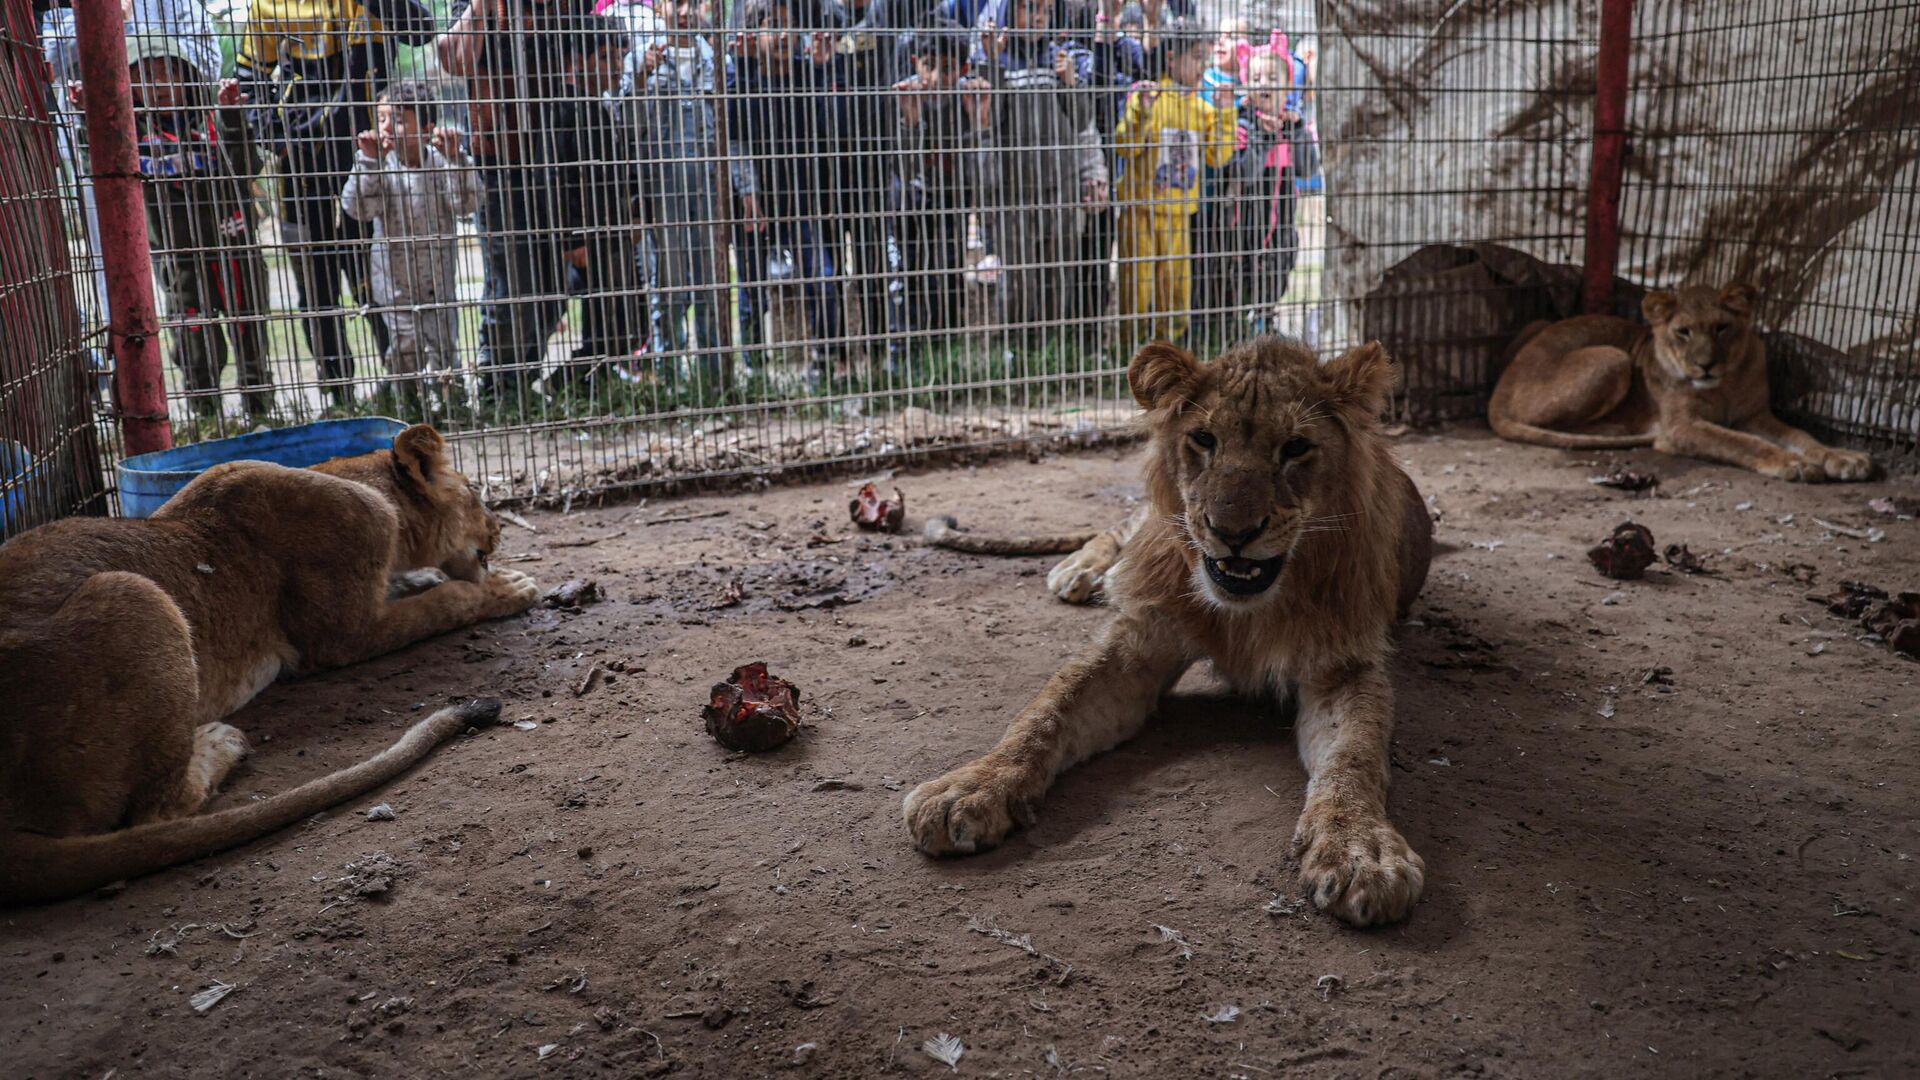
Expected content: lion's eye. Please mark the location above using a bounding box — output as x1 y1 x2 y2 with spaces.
1675 327 1692 340
1281 436 1313 460
1189 430 1217 451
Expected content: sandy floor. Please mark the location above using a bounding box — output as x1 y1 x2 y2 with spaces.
4 429 1917 1078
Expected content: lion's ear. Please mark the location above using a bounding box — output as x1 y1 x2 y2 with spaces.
1322 341 1396 414
1642 290 1678 324
392 424 447 491
1718 282 1758 319
1128 341 1203 411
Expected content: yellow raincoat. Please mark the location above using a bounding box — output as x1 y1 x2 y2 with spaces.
1114 79 1237 343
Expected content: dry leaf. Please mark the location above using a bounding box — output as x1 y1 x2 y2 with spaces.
190 980 237 1013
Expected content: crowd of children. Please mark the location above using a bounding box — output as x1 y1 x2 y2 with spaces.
67 0 1320 418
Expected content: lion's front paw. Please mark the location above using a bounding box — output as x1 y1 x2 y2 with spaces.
1292 803 1426 927
1818 448 1874 482
1762 457 1825 483
1046 547 1109 605
903 759 1042 856
483 568 541 617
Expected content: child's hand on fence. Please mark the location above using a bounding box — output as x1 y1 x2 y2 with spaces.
1081 177 1109 208
893 75 925 127
1209 80 1235 110
961 77 991 129
980 21 1006 61
742 193 767 234
806 32 836 66
566 247 588 270
642 43 667 74
430 127 464 158
1053 48 1079 87
1129 80 1159 111
216 79 247 108
356 129 384 159
66 82 83 110
1255 108 1282 134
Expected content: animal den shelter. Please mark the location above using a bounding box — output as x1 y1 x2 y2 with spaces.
1 0 1918 1074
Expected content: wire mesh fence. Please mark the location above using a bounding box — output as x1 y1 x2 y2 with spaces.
1317 0 1595 426
1620 0 1920 455
1 0 1915 540
0 0 106 537
21 0 1332 519
1320 0 1919 446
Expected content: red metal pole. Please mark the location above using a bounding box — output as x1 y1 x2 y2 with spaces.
72 0 171 454
1582 0 1633 316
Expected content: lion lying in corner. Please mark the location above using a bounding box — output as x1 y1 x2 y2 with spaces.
0 425 539 903
1487 282 1873 482
907 338 1435 926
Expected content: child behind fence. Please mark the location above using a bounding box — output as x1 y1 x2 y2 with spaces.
1191 17 1249 335
890 19 990 356
549 15 647 391
117 29 273 419
631 0 738 386
728 0 842 367
972 0 1107 338
1227 39 1299 332
1113 22 1234 346
340 80 485 414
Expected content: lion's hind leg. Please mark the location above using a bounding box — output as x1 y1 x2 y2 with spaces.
1507 345 1636 430
144 723 252 825
1538 346 1638 428
1490 343 1652 449
14 572 218 835
1046 505 1148 605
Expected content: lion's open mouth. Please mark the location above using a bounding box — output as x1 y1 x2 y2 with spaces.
1203 554 1286 596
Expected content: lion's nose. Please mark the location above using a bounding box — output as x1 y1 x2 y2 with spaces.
1207 516 1269 553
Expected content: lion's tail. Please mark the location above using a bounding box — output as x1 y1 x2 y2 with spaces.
0 698 500 905
923 515 1098 556
1486 413 1656 451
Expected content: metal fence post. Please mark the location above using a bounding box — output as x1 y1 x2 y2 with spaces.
71 0 171 455
1582 0 1633 316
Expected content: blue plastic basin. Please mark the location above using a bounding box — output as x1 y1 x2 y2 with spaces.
1 439 38 532
117 417 408 519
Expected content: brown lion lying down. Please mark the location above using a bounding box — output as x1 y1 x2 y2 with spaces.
1488 282 1873 482
0 425 538 904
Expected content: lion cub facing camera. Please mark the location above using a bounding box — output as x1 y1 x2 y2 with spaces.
906 338 1435 927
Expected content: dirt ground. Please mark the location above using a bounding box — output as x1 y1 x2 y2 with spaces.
5 428 1918 1079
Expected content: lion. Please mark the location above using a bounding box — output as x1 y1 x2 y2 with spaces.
1488 282 1874 482
0 424 539 904
904 338 1435 927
